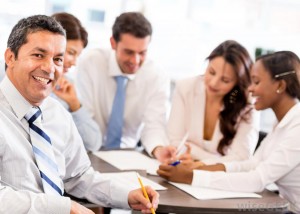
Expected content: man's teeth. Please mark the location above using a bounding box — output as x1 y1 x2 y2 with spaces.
34 76 50 84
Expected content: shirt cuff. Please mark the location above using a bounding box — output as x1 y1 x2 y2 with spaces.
110 181 131 209
223 162 238 172
191 170 212 188
201 159 219 165
71 106 89 123
47 195 71 214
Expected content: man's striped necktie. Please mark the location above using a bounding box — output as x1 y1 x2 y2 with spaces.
25 107 63 196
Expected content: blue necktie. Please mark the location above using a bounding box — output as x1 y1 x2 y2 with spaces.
106 76 128 149
25 107 63 196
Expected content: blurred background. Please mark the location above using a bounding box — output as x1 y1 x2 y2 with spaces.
1 0 299 131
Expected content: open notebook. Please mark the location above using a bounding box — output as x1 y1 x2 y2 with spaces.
170 182 261 200
93 150 160 175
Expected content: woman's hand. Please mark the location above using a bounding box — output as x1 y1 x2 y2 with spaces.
53 76 81 112
157 161 194 184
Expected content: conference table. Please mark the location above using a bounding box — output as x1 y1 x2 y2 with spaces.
88 153 289 214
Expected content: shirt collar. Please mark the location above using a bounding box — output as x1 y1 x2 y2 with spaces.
108 50 136 81
0 76 45 121
277 102 300 129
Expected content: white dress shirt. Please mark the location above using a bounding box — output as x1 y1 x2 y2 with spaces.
192 103 300 213
168 76 260 164
0 60 4 81
51 93 102 151
76 48 170 155
0 76 130 213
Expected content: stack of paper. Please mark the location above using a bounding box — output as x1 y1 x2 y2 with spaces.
93 150 160 175
169 182 261 200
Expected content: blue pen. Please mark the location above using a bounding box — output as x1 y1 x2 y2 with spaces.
170 160 181 166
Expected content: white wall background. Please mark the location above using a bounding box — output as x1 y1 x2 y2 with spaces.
1 0 299 131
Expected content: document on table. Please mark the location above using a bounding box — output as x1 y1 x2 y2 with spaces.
101 171 167 190
170 182 261 200
266 183 279 192
93 150 160 175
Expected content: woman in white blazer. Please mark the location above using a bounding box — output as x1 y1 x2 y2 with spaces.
158 51 300 213
155 40 259 164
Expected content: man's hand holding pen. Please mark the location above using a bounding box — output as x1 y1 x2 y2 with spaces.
130 173 159 214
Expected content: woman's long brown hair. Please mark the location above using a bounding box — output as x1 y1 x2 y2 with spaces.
206 40 253 155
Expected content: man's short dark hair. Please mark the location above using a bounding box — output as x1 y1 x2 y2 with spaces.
112 12 152 42
7 15 66 64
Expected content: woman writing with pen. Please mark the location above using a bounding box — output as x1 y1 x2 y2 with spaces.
155 40 259 165
158 51 300 213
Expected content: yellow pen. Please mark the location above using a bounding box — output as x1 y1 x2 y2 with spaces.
136 172 156 214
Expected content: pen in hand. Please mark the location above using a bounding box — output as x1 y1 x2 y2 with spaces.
169 160 181 166
169 133 189 166
136 172 156 214
176 132 189 156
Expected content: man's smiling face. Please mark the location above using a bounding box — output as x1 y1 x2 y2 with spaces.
5 30 66 106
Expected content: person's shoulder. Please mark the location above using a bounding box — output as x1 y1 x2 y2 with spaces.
140 58 166 75
43 96 72 118
0 60 5 81
176 75 202 85
0 110 9 126
80 48 110 61
0 110 15 140
285 103 300 125
138 59 170 84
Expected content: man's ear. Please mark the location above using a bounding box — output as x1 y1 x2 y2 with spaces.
110 37 117 50
4 48 16 69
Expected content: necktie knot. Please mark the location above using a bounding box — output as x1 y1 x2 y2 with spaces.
115 75 128 87
25 107 42 124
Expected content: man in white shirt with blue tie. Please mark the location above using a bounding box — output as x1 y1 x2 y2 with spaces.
76 12 171 162
0 14 158 214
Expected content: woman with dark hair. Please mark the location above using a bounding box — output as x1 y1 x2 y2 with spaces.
158 51 300 213
156 40 259 165
51 12 101 152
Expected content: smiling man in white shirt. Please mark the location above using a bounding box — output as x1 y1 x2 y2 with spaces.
76 12 171 162
0 14 159 214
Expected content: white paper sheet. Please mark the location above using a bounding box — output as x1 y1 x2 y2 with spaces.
169 182 261 200
266 183 279 192
93 150 160 175
102 171 167 190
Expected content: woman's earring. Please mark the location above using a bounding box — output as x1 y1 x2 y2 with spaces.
229 89 238 103
276 89 281 94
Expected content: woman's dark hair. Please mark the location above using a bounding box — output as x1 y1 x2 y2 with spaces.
206 40 253 155
112 12 152 42
257 51 300 100
52 12 88 48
